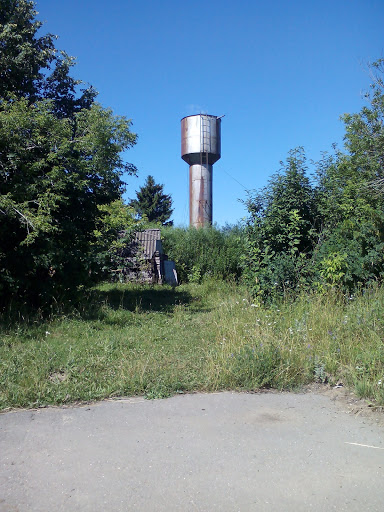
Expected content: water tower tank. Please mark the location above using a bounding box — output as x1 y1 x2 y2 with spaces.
181 114 221 228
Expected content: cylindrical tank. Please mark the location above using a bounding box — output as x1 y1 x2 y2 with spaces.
181 114 221 228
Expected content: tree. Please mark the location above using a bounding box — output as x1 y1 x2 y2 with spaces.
0 1 137 310
242 148 319 300
342 59 384 193
241 60 384 300
0 0 55 100
312 60 384 291
130 175 173 225
0 0 96 113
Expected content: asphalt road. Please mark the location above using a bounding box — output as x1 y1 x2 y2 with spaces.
1 391 383 512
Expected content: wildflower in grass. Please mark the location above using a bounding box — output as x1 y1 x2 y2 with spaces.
378 380 382 386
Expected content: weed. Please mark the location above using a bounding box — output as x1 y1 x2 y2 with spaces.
1 280 384 409
313 357 327 383
230 344 282 388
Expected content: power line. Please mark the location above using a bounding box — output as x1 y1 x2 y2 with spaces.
218 168 249 191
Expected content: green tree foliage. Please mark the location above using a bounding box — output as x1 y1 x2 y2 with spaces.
92 199 146 277
313 60 384 290
342 59 384 191
162 225 244 283
243 61 384 300
0 0 96 112
0 0 55 100
130 175 173 225
314 147 384 290
0 1 137 309
242 148 319 300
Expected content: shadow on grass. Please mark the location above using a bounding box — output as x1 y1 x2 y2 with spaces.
83 285 212 319
0 284 211 330
98 287 190 312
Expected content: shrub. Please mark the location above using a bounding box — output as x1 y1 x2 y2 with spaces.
161 225 244 283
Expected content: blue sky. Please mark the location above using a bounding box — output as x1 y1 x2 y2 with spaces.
36 0 384 226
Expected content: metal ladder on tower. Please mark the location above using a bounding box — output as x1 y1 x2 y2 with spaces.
200 115 211 159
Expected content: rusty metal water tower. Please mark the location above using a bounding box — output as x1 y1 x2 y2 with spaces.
181 114 222 228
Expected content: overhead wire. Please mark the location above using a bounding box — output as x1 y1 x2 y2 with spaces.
218 167 249 191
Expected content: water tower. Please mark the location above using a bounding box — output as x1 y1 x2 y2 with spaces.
181 114 222 228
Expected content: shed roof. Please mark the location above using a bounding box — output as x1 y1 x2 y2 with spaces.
134 229 163 259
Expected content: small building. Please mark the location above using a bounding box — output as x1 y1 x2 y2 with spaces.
119 229 178 285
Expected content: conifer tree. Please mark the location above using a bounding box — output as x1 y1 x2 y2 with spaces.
130 175 173 225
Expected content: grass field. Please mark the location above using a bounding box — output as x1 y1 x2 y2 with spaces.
1 280 384 410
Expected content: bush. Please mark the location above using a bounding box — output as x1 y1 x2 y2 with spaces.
242 149 319 301
161 225 244 283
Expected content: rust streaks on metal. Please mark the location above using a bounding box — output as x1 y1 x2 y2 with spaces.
181 114 221 228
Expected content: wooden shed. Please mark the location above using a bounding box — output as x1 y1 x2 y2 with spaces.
119 229 177 285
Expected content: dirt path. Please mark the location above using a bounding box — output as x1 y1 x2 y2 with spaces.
1 390 383 511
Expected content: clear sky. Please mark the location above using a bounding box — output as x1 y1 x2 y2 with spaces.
35 0 384 227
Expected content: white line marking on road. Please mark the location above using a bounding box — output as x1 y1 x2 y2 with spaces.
345 442 384 450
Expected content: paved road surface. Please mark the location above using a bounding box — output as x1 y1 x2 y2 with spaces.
1 391 383 511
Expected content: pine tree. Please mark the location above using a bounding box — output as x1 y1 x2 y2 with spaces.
130 175 173 225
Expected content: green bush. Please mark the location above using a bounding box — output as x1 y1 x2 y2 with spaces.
241 61 384 302
161 225 244 283
242 149 319 301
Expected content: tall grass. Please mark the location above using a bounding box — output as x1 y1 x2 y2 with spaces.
0 280 383 409
161 225 244 283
